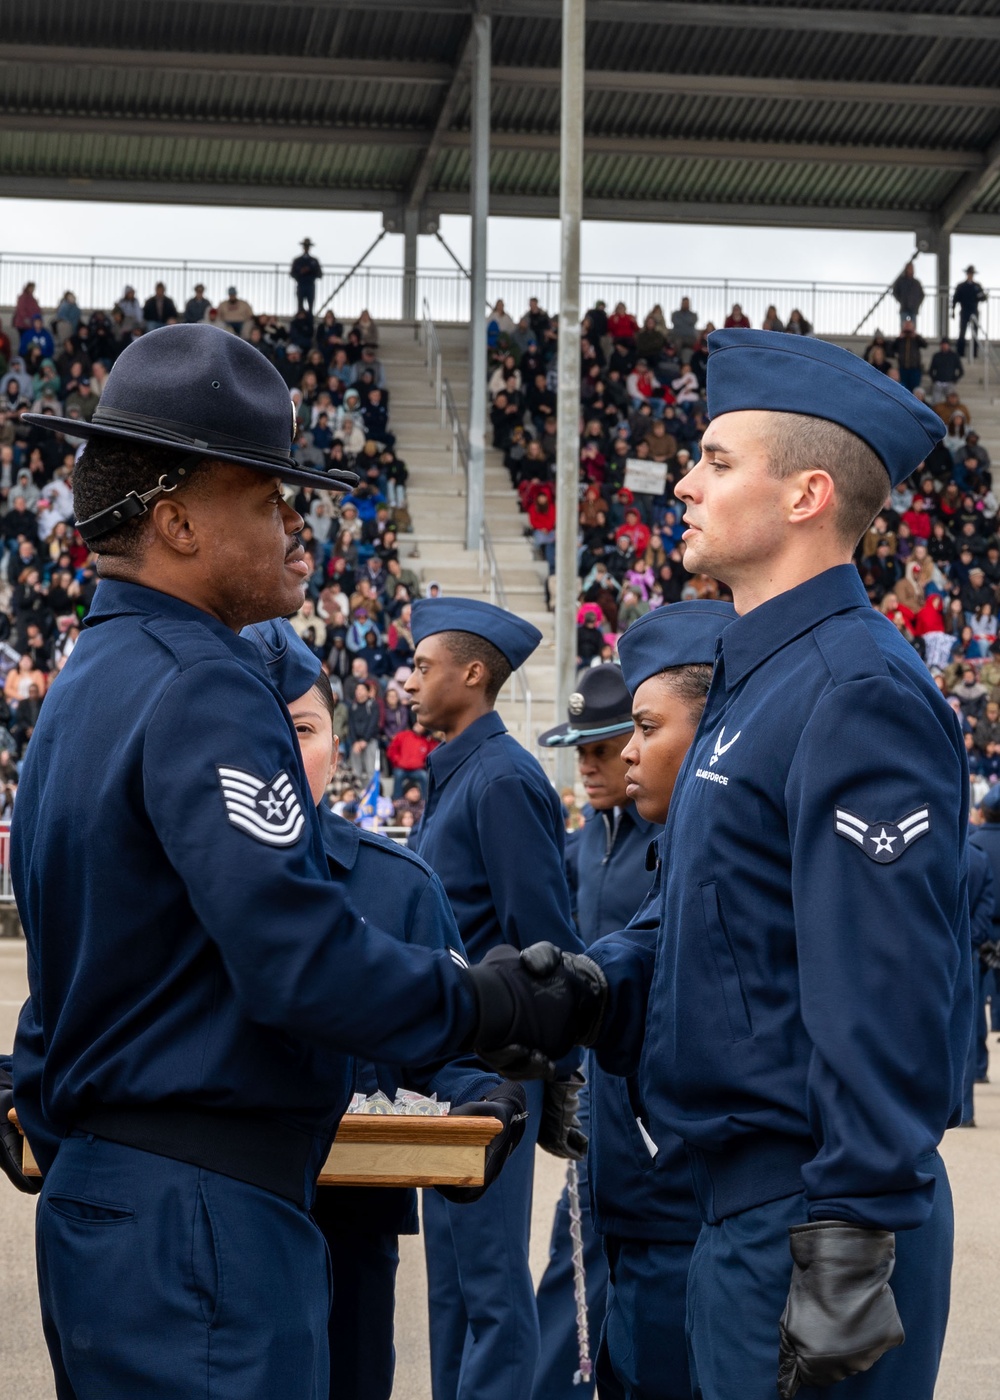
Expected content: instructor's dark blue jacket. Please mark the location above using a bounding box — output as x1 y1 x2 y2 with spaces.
12 581 476 1188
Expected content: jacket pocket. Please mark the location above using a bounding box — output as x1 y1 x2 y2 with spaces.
699 882 753 1042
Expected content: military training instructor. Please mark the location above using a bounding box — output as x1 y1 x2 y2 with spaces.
7 323 553 1400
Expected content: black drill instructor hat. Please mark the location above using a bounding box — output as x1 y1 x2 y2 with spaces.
24 323 357 542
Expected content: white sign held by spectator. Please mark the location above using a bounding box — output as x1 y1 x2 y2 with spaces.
624 460 667 496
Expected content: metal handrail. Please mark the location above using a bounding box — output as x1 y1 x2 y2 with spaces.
419 300 534 744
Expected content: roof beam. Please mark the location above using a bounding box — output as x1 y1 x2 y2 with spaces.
496 67 1000 110
405 26 475 213
0 111 976 171
198 0 1000 39
430 190 940 231
1 46 995 112
0 44 453 85
0 112 429 148
938 125 1000 235
0 175 402 215
451 131 979 171
7 174 999 240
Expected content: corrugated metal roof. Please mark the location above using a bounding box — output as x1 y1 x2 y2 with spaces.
3 0 1000 228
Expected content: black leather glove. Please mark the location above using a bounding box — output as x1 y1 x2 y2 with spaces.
0 1067 41 1196
437 1080 528 1205
777 1221 904 1398
467 942 608 1081
980 940 1000 971
537 1069 588 1161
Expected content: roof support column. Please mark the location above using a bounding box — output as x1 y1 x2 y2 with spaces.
934 231 951 342
554 0 585 785
465 8 490 552
402 206 418 321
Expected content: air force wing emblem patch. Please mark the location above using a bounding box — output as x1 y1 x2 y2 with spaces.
217 766 306 847
834 805 930 864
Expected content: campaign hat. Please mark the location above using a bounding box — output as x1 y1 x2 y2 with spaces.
538 664 633 748
411 596 541 670
706 328 945 488
22 323 356 494
240 618 321 703
618 600 737 694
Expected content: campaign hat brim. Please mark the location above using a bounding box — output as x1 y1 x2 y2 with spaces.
538 717 634 748
21 413 358 492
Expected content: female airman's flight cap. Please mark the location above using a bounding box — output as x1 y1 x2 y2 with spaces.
23 323 358 492
705 329 945 488
618 600 737 695
411 597 542 670
240 618 321 703
538 663 634 748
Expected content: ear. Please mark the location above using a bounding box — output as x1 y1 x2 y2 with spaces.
149 494 200 556
787 469 836 527
464 659 488 692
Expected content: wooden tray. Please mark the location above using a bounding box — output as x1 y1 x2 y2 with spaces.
9 1109 502 1188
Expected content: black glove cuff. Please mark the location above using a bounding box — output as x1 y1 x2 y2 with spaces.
466 958 518 1050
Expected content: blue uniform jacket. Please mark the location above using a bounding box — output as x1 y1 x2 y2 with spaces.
12 580 476 1182
591 565 972 1232
970 822 1000 933
968 842 994 950
410 710 582 963
316 805 500 1234
572 808 702 1243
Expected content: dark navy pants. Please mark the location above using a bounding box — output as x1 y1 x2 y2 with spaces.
532 1078 609 1400
965 961 989 1121
324 1230 399 1400
595 1236 694 1400
686 1152 953 1400
36 1133 331 1400
422 1079 543 1400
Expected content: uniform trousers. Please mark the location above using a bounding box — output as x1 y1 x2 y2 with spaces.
36 1133 331 1400
685 1151 953 1400
532 1078 609 1400
423 1080 543 1400
323 1229 399 1400
595 1236 694 1400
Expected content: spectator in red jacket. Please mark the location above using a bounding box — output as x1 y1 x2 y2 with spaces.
902 497 933 541
723 303 751 329
607 302 639 344
615 508 651 558
386 721 437 800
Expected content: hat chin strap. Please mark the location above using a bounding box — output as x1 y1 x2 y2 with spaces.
75 452 203 544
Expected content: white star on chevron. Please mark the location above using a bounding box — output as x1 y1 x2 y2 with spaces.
870 827 898 855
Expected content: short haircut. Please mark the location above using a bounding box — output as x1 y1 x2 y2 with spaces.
763 411 890 548
73 437 210 559
438 630 512 704
655 662 714 726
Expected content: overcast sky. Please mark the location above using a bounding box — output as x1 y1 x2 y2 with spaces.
3 194 997 296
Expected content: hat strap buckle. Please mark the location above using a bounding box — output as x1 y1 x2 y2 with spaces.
75 454 201 544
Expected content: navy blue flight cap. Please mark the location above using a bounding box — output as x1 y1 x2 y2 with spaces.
240 619 322 703
411 596 542 670
538 663 633 748
706 329 945 488
23 323 358 494
618 600 737 695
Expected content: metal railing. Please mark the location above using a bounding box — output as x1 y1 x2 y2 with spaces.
4 249 1000 343
419 301 534 743
0 824 14 904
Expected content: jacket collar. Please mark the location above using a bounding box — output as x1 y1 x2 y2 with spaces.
427 710 507 789
718 564 870 691
84 578 267 676
318 803 362 871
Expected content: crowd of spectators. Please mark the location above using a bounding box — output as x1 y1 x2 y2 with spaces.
486 289 999 804
0 263 439 823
